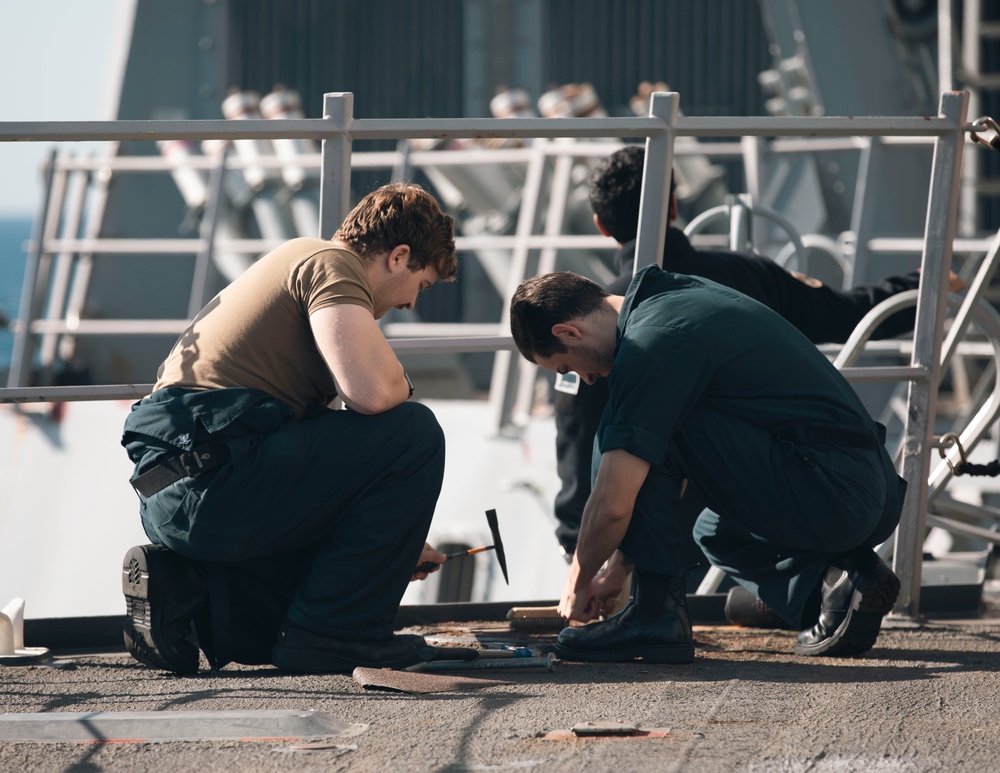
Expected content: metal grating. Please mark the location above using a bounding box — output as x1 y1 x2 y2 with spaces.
541 0 770 117
225 0 770 121
225 0 466 121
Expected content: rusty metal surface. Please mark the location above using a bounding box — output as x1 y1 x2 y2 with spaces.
352 666 509 695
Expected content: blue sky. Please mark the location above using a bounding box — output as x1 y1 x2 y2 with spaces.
0 0 123 217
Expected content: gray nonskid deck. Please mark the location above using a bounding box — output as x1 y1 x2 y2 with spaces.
3 612 1000 773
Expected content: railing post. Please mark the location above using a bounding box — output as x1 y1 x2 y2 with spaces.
634 91 678 272
320 93 354 238
510 143 578 424
728 194 754 253
38 161 91 380
8 149 61 388
188 144 229 318
487 138 550 432
892 90 969 619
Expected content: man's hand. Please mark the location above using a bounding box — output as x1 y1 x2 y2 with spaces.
589 550 630 616
562 449 649 621
558 571 597 622
559 550 630 621
411 542 447 582
558 556 604 622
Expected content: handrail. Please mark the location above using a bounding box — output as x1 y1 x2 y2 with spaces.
0 91 975 618
37 135 981 177
32 234 617 254
0 114 964 143
0 99 970 415
0 336 521 404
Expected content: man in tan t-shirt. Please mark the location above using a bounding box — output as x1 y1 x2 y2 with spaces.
121 183 459 674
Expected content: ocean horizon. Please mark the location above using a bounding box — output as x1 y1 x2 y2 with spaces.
0 216 31 369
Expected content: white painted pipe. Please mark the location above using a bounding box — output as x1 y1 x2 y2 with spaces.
1 597 25 654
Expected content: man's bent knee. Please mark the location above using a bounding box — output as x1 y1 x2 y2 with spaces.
389 401 445 463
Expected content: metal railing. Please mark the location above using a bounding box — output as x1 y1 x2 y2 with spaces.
0 90 980 617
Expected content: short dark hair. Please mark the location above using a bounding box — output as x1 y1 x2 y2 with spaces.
335 183 458 281
509 272 610 362
588 146 675 243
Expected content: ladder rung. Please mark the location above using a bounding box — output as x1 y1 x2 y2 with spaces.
27 319 189 335
839 365 929 384
969 179 1000 196
0 384 153 403
39 237 262 254
961 73 1000 90
980 21 1000 39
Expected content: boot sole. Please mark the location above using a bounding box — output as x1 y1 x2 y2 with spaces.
272 644 427 675
554 642 694 665
122 545 200 674
272 647 358 674
793 565 901 657
272 628 429 675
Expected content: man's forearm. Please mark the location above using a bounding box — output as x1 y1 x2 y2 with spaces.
573 448 650 585
573 501 632 586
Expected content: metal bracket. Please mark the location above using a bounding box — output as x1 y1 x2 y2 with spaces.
969 116 1000 151
935 431 968 475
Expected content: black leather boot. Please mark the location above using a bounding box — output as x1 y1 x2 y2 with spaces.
554 570 694 664
794 548 900 657
272 622 428 674
122 544 207 674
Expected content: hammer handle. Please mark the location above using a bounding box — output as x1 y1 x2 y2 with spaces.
415 545 494 574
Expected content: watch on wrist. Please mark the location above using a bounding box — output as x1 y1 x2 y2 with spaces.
403 371 414 398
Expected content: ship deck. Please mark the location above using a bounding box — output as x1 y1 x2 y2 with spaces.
3 587 1000 773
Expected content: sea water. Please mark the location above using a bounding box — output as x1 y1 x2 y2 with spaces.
0 217 30 370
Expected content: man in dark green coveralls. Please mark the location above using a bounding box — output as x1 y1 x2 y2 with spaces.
509 268 906 662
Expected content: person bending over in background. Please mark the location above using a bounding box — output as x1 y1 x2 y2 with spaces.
552 145 957 564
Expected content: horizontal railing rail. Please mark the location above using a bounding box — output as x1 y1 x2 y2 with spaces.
0 114 966 143
0 91 976 618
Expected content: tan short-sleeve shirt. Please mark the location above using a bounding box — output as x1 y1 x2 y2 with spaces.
154 238 372 419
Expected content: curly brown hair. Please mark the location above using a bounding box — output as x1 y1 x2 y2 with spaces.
334 183 458 281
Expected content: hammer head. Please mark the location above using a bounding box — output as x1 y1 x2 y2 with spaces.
485 508 509 585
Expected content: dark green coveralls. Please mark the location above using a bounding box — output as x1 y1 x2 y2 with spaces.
600 266 906 629
122 386 445 665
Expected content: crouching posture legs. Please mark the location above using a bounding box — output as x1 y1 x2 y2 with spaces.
124 401 445 674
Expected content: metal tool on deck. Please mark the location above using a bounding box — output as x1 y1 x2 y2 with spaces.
404 652 558 673
415 508 508 584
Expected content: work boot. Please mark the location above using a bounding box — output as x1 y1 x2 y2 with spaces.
272 621 428 674
794 548 900 657
724 585 794 630
122 544 207 674
609 567 634 615
554 570 694 664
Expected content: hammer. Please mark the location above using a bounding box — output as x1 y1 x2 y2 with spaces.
415 508 509 584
